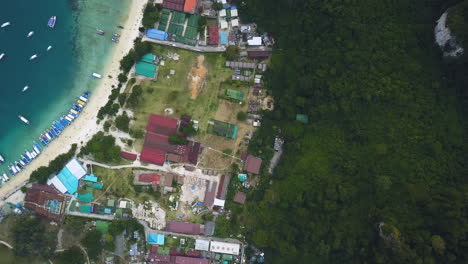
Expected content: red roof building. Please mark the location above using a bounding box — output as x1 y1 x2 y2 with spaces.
183 0 197 12
139 173 161 184
147 114 179 136
174 256 209 264
243 155 262 174
24 184 67 222
166 221 203 234
208 25 219 45
203 180 217 208
167 153 181 163
163 0 185 12
121 151 138 161
141 146 166 165
147 253 171 264
247 50 271 60
233 192 247 204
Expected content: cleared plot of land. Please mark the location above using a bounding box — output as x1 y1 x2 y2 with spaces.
128 44 232 150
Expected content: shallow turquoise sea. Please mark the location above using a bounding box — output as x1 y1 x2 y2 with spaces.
0 0 130 174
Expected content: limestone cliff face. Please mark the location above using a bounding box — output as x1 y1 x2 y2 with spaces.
435 11 464 57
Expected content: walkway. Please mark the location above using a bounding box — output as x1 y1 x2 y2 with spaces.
66 210 115 220
142 36 226 52
0 240 13 249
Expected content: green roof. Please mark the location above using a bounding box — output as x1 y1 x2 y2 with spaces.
92 183 103 190
115 208 123 218
211 120 238 139
296 114 309 124
79 204 92 213
187 15 200 27
141 53 155 64
107 199 115 207
96 221 110 234
223 254 234 261
136 62 157 78
77 193 94 203
226 89 245 100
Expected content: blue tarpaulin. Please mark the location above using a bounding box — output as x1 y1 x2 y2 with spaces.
84 174 98 183
220 32 228 45
147 29 168 41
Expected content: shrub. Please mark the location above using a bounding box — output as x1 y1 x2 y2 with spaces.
169 134 188 145
237 111 247 121
115 111 130 132
118 73 128 83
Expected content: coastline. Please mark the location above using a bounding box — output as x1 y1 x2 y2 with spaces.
0 0 146 200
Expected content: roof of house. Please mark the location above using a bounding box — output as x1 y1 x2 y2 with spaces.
165 221 203 234
167 153 181 163
164 173 174 187
147 29 169 41
195 239 210 251
174 256 210 264
248 37 262 46
148 233 165 245
139 173 161 184
48 158 87 194
183 0 197 12
84 174 98 183
233 192 247 204
208 25 219 45
220 32 228 45
24 184 66 221
243 155 262 174
77 193 94 203
203 180 218 208
147 114 179 136
209 241 241 255
204 221 215 236
136 61 157 78
247 50 271 59
162 0 185 12
121 151 138 160
141 146 166 166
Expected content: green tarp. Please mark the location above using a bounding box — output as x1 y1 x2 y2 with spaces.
79 204 92 213
77 193 94 203
96 221 110 234
226 89 245 100
136 61 157 78
296 114 309 124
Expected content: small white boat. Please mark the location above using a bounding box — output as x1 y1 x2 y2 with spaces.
18 115 30 124
29 54 37 60
1 22 10 28
0 53 4 60
91 72 102 79
22 86 29 92
27 31 34 37
47 45 52 51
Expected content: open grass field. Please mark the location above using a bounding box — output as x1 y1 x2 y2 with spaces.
127 44 232 151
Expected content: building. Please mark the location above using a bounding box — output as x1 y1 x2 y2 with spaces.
174 256 209 264
147 114 179 136
165 221 204 234
209 241 240 255
121 151 138 161
203 180 218 208
183 0 197 13
139 173 161 184
147 29 169 41
163 0 185 12
208 25 219 45
24 184 67 222
247 37 262 46
219 32 228 45
148 234 165 245
195 239 210 251
220 20 228 29
219 9 226 17
47 158 87 194
231 18 239 27
233 192 246 204
209 120 238 139
136 53 158 79
243 155 262 174
204 221 216 236
247 50 270 60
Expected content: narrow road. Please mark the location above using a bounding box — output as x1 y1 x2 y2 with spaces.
142 36 226 52
0 240 13 249
66 210 115 220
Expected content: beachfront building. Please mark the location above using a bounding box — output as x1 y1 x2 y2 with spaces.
47 158 87 194
136 53 159 79
24 184 67 222
147 29 169 41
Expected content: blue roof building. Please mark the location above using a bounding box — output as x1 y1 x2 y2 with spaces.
48 158 87 194
220 32 228 45
147 29 168 41
147 234 165 245
84 174 98 183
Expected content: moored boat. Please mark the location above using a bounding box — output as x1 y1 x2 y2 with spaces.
22 86 29 92
47 45 52 51
91 72 102 79
30 54 38 60
27 31 34 37
96 29 105 35
48 16 56 28
0 53 4 60
1 22 11 28
18 115 30 124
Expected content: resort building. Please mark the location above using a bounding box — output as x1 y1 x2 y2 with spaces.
47 158 87 194
24 184 67 222
136 53 159 79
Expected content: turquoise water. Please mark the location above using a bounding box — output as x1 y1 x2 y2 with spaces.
0 0 130 174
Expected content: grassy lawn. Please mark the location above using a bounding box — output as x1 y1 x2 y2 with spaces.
127 44 232 151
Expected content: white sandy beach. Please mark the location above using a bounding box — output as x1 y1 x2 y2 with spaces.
0 0 147 200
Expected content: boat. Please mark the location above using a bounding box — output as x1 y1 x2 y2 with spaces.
19 159 25 167
112 33 120 37
34 141 42 152
91 72 102 79
117 25 124 29
96 29 105 35
47 45 52 51
2 172 9 182
0 53 4 60
30 54 38 60
18 115 30 124
1 22 10 28
22 86 29 92
15 162 23 170
48 16 56 28
111 37 119 43
27 31 34 37
0 154 4 165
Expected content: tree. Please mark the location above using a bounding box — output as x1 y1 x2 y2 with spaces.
127 85 144 108
29 144 77 183
55 246 85 264
224 45 240 60
142 11 160 28
198 17 207 33
237 111 247 121
118 73 128 83
168 134 188 145
12 216 56 258
20 186 28 193
81 132 121 163
82 230 103 260
181 122 197 137
133 40 153 62
213 2 223 11
120 50 136 74
115 111 130 132
103 120 111 132
118 93 127 106
130 128 145 139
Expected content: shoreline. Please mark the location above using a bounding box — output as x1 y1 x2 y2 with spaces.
0 0 146 201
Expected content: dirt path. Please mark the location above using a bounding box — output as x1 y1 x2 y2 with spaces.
188 55 208 99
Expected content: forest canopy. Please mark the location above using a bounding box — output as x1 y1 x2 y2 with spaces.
241 0 468 263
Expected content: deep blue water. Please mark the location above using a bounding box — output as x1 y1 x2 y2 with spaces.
0 0 130 174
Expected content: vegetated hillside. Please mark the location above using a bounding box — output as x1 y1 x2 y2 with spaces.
242 0 468 263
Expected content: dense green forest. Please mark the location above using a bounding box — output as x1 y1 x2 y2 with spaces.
240 0 468 263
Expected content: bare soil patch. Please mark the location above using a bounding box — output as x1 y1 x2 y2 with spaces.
188 55 208 99
214 99 238 123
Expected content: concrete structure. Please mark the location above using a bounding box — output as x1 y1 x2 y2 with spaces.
209 241 240 255
247 37 262 46
195 239 210 251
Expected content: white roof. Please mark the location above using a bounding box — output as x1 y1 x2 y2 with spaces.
119 201 128 208
248 37 262 46
210 241 240 255
47 176 67 193
66 158 87 180
195 239 210 251
219 0 227 4
231 9 238 17
231 19 239 27
213 199 225 207
219 9 226 17
220 21 228 29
